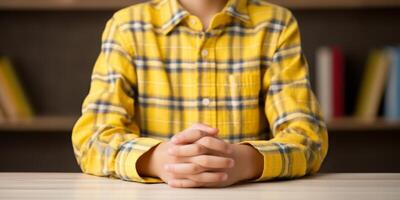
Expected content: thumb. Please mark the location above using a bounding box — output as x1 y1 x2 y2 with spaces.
171 123 218 144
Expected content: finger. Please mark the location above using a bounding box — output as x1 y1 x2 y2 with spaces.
171 124 218 144
189 123 219 135
168 143 207 157
190 155 235 169
187 172 228 183
171 128 206 144
168 179 201 188
164 163 205 175
196 136 232 155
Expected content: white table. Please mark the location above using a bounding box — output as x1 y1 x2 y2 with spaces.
0 173 399 200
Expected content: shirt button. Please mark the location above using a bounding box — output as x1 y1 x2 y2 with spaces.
201 49 208 58
199 32 205 38
189 18 196 25
202 98 210 106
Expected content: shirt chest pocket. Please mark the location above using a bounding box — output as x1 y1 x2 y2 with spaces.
216 63 264 141
226 64 261 100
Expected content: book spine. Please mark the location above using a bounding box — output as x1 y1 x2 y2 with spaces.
365 50 390 119
0 103 5 122
332 47 344 117
0 59 18 120
384 47 398 120
355 50 384 120
396 48 400 119
392 47 400 119
0 57 34 120
316 47 333 121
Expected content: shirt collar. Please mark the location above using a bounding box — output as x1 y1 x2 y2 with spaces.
223 0 251 23
153 0 251 35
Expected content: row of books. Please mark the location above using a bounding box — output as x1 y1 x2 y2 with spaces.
0 57 34 122
316 46 400 121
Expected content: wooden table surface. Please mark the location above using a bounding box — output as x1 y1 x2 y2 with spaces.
0 173 399 200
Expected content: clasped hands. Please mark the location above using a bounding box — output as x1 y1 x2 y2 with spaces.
139 123 263 188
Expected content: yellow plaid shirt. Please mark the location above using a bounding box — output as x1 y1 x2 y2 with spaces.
72 0 328 183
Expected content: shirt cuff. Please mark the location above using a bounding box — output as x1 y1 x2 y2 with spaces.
239 140 288 182
115 137 163 183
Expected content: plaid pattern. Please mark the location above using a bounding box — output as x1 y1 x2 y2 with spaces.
72 0 328 183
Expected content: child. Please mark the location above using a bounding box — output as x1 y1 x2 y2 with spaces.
72 0 328 188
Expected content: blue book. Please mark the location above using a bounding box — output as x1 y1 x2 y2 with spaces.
384 47 400 120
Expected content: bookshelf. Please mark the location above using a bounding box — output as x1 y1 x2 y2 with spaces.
0 116 77 132
327 118 400 131
0 0 399 173
0 0 399 10
0 0 146 10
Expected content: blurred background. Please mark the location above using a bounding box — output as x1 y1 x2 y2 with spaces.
0 0 399 173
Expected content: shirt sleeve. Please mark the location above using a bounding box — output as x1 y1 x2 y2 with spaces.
239 10 329 181
71 16 163 183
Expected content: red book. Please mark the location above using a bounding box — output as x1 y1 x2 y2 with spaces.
332 47 344 117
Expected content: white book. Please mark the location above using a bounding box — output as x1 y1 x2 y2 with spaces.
316 47 333 121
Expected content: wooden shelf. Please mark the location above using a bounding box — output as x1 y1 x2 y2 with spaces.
0 0 399 10
0 116 399 132
327 117 400 131
268 0 400 9
0 116 77 132
0 0 145 10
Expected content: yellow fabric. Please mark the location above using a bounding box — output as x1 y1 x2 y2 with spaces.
72 0 328 183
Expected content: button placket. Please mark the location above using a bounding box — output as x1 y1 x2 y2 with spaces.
197 33 215 126
206 38 218 129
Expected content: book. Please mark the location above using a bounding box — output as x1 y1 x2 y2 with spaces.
384 47 400 120
0 102 5 122
332 47 344 117
316 46 344 120
0 57 34 121
316 47 333 121
355 49 390 121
